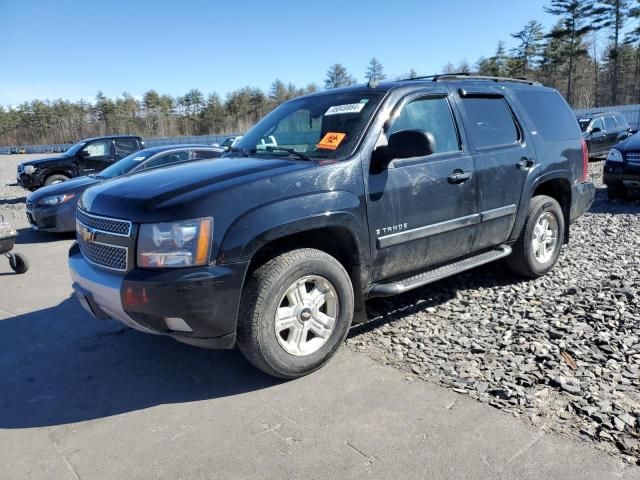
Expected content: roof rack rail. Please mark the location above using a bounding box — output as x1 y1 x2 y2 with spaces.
398 72 540 86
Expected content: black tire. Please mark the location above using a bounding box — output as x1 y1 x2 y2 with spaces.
44 174 69 186
607 184 627 200
8 253 29 274
506 195 565 278
237 248 354 379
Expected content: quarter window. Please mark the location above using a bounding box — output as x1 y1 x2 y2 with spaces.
388 96 460 154
462 98 519 149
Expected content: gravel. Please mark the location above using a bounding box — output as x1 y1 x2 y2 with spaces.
1 154 639 464
0 154 49 220
348 161 640 465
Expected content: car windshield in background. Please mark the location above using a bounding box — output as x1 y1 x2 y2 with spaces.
97 150 155 178
64 141 87 156
232 91 385 160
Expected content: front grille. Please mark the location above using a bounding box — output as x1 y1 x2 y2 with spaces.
626 151 640 166
78 239 128 271
76 209 133 272
77 208 131 236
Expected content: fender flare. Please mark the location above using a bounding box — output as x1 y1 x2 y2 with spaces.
509 169 572 242
219 190 367 265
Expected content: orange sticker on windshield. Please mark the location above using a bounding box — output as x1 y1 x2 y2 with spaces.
317 132 346 150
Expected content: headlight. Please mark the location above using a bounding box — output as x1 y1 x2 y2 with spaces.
607 149 623 162
38 193 75 206
137 217 213 268
24 165 36 175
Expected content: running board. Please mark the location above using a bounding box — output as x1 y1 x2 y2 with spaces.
368 245 512 297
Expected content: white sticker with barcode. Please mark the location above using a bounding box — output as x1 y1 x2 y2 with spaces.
325 103 366 116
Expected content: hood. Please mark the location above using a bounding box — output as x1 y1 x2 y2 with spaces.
80 156 313 220
22 154 70 166
27 175 101 202
614 132 640 151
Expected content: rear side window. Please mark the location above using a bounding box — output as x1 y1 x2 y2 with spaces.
512 90 580 141
388 96 460 154
194 149 222 159
604 116 617 131
115 138 140 156
462 97 519 149
613 112 628 128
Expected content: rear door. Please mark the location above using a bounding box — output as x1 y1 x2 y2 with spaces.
365 91 478 281
453 88 534 250
77 139 114 174
603 115 618 150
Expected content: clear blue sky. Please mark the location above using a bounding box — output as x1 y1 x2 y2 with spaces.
0 0 556 106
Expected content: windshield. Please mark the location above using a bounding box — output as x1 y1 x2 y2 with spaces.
578 118 591 132
64 140 87 156
231 91 385 160
97 150 155 178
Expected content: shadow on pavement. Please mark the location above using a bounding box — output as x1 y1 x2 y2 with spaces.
0 296 281 429
587 185 640 214
14 227 75 244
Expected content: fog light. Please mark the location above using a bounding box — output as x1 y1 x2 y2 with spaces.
165 317 192 333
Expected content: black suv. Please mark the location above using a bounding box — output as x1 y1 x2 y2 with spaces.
603 133 640 199
578 111 631 158
17 135 143 190
69 75 595 378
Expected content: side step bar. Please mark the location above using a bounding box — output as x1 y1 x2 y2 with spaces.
368 245 512 298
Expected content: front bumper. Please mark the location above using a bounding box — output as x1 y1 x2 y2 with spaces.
68 243 247 349
603 162 640 188
17 172 42 190
26 200 77 233
570 181 596 222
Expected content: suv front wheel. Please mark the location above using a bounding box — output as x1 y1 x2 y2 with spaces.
507 195 565 278
237 248 354 379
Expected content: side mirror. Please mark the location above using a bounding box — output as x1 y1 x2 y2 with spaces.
77 150 90 158
374 130 436 168
590 127 602 134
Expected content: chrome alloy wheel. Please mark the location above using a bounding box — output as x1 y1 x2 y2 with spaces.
274 275 339 356
532 211 559 263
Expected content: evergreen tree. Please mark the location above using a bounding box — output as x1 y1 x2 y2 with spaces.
365 57 386 81
510 20 545 76
325 64 356 88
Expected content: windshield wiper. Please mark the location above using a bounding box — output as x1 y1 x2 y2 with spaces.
264 146 311 161
228 146 251 157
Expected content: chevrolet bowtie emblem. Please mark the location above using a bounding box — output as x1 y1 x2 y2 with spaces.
79 224 97 243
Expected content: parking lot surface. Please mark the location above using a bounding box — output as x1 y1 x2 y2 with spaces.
0 154 639 478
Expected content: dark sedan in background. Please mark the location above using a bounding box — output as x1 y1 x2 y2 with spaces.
604 133 640 199
25 145 224 232
578 111 632 158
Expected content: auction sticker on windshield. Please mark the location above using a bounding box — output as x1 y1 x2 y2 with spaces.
317 132 346 150
325 103 365 116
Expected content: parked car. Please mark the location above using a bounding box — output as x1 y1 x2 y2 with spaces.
578 111 631 158
17 135 144 190
26 145 223 233
217 136 242 150
69 75 595 378
603 133 640 199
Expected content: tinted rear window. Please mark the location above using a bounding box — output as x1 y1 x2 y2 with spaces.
513 90 580 141
462 98 519 149
613 112 628 127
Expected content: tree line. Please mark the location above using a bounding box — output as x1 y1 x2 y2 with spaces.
2 0 640 146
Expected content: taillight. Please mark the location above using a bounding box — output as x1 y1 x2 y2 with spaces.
580 139 589 182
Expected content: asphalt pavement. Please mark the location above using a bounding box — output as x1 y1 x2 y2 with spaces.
0 217 638 479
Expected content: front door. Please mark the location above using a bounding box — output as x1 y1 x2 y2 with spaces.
365 93 477 281
77 139 114 174
454 90 533 250
587 117 606 156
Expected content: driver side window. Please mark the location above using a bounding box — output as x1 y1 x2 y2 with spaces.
388 97 460 154
591 118 604 132
82 140 110 158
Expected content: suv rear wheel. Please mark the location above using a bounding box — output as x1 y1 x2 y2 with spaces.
507 195 565 278
237 248 354 379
